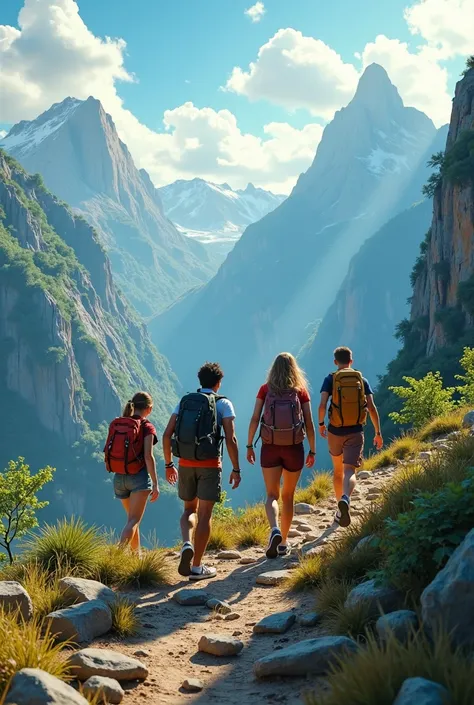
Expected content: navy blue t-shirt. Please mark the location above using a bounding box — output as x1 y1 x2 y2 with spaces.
320 372 374 436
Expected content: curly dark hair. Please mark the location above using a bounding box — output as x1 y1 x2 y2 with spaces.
198 361 224 388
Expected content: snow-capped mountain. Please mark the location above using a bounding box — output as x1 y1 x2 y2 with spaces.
1 97 214 316
158 179 285 260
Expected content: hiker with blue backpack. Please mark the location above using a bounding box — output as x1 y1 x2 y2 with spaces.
247 353 316 558
162 362 241 581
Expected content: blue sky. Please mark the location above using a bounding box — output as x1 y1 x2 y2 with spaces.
0 0 472 191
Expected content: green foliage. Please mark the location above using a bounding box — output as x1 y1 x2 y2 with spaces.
389 372 456 429
443 130 474 188
0 458 54 563
458 273 474 316
24 517 103 573
435 306 466 343
456 347 474 404
462 55 474 74
213 490 234 520
422 151 444 198
409 229 432 289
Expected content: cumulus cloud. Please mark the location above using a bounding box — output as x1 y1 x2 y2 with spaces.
405 0 474 59
245 2 266 23
225 29 359 119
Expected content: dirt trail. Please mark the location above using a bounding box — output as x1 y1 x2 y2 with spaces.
95 467 396 704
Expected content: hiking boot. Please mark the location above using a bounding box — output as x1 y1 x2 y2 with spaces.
178 542 194 577
337 495 351 528
266 528 283 559
189 565 217 581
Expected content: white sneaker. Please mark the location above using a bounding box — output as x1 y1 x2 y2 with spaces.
178 542 194 577
189 565 217 581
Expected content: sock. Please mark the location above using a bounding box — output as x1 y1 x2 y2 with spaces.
191 566 202 574
341 494 350 504
271 526 281 534
183 540 193 548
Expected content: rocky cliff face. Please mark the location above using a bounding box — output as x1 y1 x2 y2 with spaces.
410 69 474 354
1 98 213 316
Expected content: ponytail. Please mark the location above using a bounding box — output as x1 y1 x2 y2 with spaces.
122 391 153 418
122 400 135 417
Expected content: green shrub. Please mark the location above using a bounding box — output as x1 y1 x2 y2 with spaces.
24 517 103 573
389 372 456 429
213 490 234 520
456 347 474 404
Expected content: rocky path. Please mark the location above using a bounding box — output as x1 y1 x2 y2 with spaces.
92 465 397 705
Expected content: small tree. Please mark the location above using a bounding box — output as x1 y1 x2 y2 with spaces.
389 372 456 429
0 457 55 563
422 151 445 198
456 347 474 405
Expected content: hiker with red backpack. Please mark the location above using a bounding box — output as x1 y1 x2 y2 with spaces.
318 346 384 528
247 352 316 558
162 362 241 581
104 392 163 553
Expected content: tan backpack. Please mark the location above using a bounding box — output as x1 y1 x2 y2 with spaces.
329 369 368 428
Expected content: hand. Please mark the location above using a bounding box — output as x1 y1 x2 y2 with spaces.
229 470 241 489
374 433 384 450
247 447 256 465
305 452 315 468
150 484 160 502
319 424 328 439
166 465 178 486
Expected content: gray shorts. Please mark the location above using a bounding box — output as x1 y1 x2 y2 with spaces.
178 466 221 503
328 431 364 469
114 467 152 499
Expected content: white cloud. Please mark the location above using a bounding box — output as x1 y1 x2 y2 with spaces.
0 131 7 139
404 0 474 59
245 2 266 23
225 29 359 120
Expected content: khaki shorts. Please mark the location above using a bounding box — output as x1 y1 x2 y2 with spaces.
178 466 222 503
328 431 364 469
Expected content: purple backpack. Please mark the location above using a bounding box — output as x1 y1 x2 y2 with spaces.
260 388 306 446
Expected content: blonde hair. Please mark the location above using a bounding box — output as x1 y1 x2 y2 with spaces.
267 352 309 396
122 391 153 417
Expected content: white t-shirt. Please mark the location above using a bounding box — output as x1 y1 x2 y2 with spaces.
173 389 236 426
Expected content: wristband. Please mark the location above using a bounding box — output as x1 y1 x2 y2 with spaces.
309 450 316 456
319 421 325 426
232 469 241 474
246 444 254 449
165 462 175 469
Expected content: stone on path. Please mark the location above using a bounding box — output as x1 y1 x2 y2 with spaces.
254 636 358 678
46 600 111 643
198 633 244 657
182 678 204 693
253 611 296 634
287 529 302 538
357 470 371 480
393 677 450 705
256 570 291 586
68 648 149 681
225 612 240 621
133 649 150 658
217 550 242 560
82 676 124 704
376 610 418 644
295 523 313 532
302 533 318 543
0 581 33 621
206 598 232 614
298 612 321 627
173 589 210 606
59 577 116 606
462 410 474 428
294 503 314 515
4 668 88 705
421 528 474 647
239 556 257 565
345 579 403 617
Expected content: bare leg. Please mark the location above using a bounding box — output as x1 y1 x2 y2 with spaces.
119 491 149 550
332 454 344 501
280 470 302 545
193 500 215 567
180 499 198 544
343 465 357 497
262 467 282 529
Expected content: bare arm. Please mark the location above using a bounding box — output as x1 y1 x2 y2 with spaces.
367 395 383 448
223 416 241 489
144 435 159 502
318 391 329 437
302 402 316 454
162 414 179 485
247 398 264 446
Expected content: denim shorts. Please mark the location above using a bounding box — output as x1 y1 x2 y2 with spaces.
113 468 152 499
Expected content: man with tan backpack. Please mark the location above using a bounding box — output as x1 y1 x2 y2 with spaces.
318 347 383 527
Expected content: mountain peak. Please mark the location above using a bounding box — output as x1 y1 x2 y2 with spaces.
351 63 403 110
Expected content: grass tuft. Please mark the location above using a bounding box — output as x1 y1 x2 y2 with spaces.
321 600 375 641
286 553 326 591
24 517 103 574
315 578 353 614
208 520 234 551
118 549 171 588
233 505 268 548
363 435 423 472
417 407 466 442
110 597 140 637
295 472 332 505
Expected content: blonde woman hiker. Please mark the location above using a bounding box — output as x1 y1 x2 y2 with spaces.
104 392 162 553
247 352 316 558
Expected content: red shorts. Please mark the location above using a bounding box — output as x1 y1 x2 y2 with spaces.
261 442 305 472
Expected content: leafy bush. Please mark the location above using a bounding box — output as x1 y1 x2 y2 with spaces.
24 517 103 573
443 130 474 189
110 597 140 637
389 372 456 429
213 490 234 520
456 347 474 404
378 470 474 593
422 151 444 198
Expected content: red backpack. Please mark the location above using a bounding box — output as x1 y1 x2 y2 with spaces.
104 417 145 475
260 389 306 446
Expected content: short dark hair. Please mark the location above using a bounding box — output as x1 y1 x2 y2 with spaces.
198 361 224 388
334 346 352 365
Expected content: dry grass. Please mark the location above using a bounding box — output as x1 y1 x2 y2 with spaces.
306 629 474 705
295 472 332 505
110 597 140 637
315 578 353 614
207 519 235 550
233 504 268 548
417 406 466 441
23 517 103 574
118 549 172 588
363 435 423 472
286 552 326 591
321 600 375 640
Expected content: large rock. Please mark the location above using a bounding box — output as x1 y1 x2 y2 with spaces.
462 410 474 428
352 535 377 554
173 589 210 606
5 668 88 705
375 610 418 643
256 570 291 586
82 676 124 704
345 579 403 617
68 648 149 681
198 634 244 656
421 528 474 647
393 677 450 705
298 612 321 627
0 581 33 621
59 577 116 606
254 611 296 634
216 551 242 560
46 600 112 643
294 503 314 515
357 471 371 480
254 636 358 678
